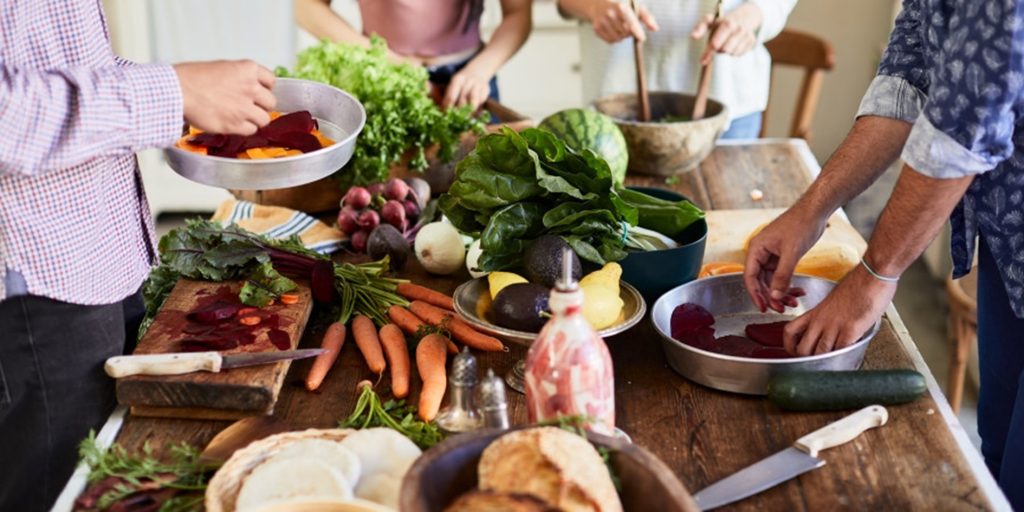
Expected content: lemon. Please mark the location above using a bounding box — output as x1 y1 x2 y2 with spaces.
580 262 622 292
581 283 624 330
488 271 528 299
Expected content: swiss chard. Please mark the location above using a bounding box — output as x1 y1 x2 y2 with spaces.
239 262 298 308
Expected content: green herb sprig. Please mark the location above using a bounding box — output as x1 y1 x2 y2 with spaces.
340 382 444 449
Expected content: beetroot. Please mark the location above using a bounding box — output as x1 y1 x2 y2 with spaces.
269 131 321 154
267 329 291 350
745 321 788 348
713 335 763 358
258 110 315 138
310 260 336 302
187 302 239 324
670 303 715 339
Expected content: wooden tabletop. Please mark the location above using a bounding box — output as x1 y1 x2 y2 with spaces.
77 139 1009 511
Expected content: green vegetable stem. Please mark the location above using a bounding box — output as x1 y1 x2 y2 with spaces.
340 382 444 449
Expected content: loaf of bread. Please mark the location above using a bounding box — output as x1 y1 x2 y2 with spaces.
444 490 561 512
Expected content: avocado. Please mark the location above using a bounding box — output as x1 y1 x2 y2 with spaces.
491 283 550 332
523 235 581 287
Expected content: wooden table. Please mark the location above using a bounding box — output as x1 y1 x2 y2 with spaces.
56 139 1010 511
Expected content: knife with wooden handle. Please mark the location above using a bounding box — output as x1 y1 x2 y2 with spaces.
104 349 326 378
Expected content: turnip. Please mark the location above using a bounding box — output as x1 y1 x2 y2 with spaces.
414 222 465 275
357 209 380 231
381 200 406 230
384 178 410 202
343 186 371 210
337 206 359 235
351 230 369 253
465 239 486 278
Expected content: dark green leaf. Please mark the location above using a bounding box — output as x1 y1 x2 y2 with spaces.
240 262 298 307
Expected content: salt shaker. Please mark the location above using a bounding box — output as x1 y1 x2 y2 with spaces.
436 347 483 433
478 368 510 429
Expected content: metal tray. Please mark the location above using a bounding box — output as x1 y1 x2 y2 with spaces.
651 273 880 395
164 78 365 191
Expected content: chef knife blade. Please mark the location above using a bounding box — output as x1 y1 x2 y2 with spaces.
693 405 889 511
104 349 325 378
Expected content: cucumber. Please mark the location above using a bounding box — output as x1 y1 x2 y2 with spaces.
767 369 927 411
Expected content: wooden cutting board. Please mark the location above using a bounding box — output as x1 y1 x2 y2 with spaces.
115 279 313 420
704 208 867 264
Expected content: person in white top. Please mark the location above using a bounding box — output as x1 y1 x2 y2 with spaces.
558 0 798 139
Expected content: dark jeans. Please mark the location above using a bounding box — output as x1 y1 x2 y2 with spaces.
427 55 500 107
976 237 1024 509
0 292 144 511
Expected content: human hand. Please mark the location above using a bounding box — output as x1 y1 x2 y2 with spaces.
443 67 492 110
173 60 276 135
783 265 896 355
690 3 763 65
589 0 659 43
743 207 828 313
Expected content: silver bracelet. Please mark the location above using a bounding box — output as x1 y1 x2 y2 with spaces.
860 258 900 283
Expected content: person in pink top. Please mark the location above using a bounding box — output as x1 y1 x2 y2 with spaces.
0 2 277 510
296 0 532 109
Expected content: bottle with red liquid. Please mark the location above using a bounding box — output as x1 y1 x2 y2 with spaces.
523 249 616 436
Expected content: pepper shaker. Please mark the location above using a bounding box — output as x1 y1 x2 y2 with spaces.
436 347 483 433
478 368 510 430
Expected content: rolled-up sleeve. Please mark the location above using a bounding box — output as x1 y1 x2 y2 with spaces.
750 0 797 43
856 0 929 123
902 2 1024 179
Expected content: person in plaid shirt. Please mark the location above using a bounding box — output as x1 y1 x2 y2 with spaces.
1 1 278 509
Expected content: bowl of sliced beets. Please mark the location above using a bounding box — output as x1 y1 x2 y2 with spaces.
651 273 880 395
165 78 366 191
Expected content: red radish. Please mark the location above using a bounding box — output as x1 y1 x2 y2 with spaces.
403 199 420 220
337 207 359 235
357 209 380 231
343 187 371 210
384 178 410 201
381 200 406 229
351 230 369 252
367 183 385 196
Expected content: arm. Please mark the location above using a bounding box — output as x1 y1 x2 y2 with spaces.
690 0 797 64
556 0 658 43
294 0 413 64
0 64 182 176
443 0 533 108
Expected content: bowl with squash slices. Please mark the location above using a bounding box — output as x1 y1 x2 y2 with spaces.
165 78 365 191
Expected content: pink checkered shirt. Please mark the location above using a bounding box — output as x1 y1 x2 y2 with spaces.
0 0 183 305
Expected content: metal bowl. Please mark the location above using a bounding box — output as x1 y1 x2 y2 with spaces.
164 78 365 191
651 273 879 395
453 277 646 347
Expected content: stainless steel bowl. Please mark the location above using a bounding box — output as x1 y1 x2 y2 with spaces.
164 78 365 190
453 277 646 347
651 274 879 395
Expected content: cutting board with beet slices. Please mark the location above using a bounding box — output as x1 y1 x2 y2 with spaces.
115 279 313 420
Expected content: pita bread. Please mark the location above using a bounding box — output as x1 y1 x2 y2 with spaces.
235 458 353 512
268 439 362 489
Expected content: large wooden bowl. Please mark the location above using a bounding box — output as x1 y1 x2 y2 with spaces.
400 428 698 512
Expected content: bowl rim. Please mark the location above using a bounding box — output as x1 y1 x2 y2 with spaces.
650 273 880 364
591 91 730 128
165 77 366 165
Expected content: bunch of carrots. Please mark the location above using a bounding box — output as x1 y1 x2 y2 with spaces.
303 282 505 422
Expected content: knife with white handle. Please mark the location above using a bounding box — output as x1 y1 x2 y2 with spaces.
693 405 889 510
104 349 326 378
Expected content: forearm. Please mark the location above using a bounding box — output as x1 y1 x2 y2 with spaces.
294 0 371 47
556 0 594 22
466 1 532 78
0 64 182 176
793 115 911 219
864 165 973 277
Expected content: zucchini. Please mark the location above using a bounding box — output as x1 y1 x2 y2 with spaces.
767 369 927 411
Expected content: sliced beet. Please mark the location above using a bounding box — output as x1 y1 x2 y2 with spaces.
267 329 291 350
745 321 788 348
189 133 227 148
187 301 239 324
237 332 257 346
259 110 315 138
671 303 715 340
268 131 322 153
678 326 717 352
181 323 218 335
713 335 762 358
311 261 336 302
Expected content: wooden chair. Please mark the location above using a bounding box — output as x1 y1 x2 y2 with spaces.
761 29 836 142
945 269 978 414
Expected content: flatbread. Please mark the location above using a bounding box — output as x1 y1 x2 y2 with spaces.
268 439 362 489
235 458 353 512
337 428 422 479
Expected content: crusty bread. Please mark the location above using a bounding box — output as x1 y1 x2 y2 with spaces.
444 490 561 512
478 427 622 512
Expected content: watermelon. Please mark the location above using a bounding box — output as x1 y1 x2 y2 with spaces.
539 108 629 185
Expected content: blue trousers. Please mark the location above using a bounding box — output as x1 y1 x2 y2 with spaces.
720 112 763 139
977 237 1024 509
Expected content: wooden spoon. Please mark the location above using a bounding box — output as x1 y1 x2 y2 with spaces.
198 415 291 466
692 0 724 120
630 0 651 122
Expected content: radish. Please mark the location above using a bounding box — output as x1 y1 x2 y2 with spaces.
403 199 420 220
351 230 370 252
357 209 380 231
367 183 385 197
337 207 359 235
343 187 371 210
381 200 406 230
384 178 410 201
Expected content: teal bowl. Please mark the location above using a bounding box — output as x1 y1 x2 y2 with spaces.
618 187 707 300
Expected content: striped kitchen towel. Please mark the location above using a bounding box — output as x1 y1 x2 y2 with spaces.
211 199 345 254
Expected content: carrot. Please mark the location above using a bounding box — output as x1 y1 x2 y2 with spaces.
388 305 428 335
238 315 261 326
352 315 386 375
408 300 505 352
397 283 454 311
279 293 300 305
416 333 449 422
379 324 410 399
238 307 259 316
305 321 346 391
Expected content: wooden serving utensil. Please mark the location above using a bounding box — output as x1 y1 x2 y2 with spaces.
630 0 651 122
198 415 290 466
692 0 724 120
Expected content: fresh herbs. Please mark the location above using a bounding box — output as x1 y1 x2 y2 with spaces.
278 38 484 186
75 432 211 511
439 127 704 271
340 382 444 449
140 220 408 338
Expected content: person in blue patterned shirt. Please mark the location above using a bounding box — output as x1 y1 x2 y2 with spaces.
744 1 1024 507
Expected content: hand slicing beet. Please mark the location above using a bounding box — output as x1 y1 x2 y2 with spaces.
745 321 788 348
670 303 798 359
